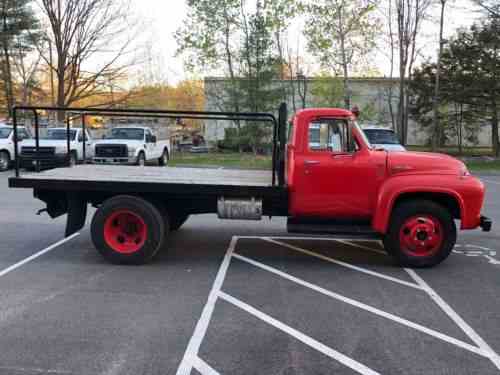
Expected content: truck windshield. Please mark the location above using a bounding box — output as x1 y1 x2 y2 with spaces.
108 128 145 140
41 129 77 140
363 129 400 145
0 128 12 139
354 123 372 149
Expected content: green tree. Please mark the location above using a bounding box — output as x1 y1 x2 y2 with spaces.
304 0 379 109
176 0 242 127
0 0 40 117
410 14 500 155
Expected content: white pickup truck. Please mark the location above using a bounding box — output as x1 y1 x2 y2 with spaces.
0 126 32 171
93 126 170 166
20 127 94 169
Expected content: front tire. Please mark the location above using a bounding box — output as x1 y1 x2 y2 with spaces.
69 152 77 167
136 152 146 167
158 149 169 166
0 151 10 172
383 200 456 268
91 195 166 264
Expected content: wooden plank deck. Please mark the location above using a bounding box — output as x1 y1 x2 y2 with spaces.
19 165 274 187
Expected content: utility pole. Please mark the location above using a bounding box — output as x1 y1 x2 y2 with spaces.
432 0 446 151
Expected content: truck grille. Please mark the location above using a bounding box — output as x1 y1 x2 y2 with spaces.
21 146 56 156
95 144 128 158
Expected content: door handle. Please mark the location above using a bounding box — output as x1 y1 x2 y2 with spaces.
332 153 352 159
304 160 320 166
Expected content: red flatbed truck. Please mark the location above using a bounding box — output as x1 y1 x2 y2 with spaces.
9 104 491 267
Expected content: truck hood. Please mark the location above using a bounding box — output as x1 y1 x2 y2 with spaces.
21 139 73 148
93 139 143 147
388 151 466 176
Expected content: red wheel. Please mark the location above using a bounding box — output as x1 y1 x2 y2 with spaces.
399 215 443 257
104 210 147 254
383 200 456 268
91 195 166 264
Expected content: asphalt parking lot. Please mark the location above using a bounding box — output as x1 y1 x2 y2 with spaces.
0 170 499 375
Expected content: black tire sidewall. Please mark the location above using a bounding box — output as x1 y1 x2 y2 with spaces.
384 200 457 268
137 152 145 166
170 214 189 231
158 149 168 166
0 151 10 171
91 195 165 264
70 152 77 167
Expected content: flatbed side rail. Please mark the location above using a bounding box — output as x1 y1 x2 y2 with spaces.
12 104 288 187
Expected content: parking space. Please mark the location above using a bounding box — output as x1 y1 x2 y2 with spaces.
0 172 499 374
177 236 500 375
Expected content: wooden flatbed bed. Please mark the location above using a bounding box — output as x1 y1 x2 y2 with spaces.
9 165 286 198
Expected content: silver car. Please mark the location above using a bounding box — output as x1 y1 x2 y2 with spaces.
362 126 406 152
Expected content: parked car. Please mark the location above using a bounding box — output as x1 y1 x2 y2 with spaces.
92 126 170 166
0 126 32 171
20 128 94 169
362 126 406 152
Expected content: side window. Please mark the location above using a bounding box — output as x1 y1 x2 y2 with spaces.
77 132 83 142
145 130 153 143
308 119 351 153
86 130 92 141
18 129 29 140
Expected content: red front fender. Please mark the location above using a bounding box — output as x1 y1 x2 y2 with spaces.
372 174 484 234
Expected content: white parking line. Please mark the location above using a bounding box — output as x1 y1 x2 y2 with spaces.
233 253 487 358
263 238 423 290
219 291 381 375
406 269 500 370
176 237 237 375
192 357 220 375
0 233 80 278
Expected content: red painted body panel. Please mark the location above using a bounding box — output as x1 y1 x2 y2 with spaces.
287 108 486 234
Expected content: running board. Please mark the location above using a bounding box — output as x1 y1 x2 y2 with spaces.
287 218 381 240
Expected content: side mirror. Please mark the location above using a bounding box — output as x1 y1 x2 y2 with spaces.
151 135 157 143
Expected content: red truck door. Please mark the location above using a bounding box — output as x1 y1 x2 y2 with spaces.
290 117 385 219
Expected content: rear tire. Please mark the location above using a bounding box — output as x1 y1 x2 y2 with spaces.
0 151 10 172
383 200 456 268
158 149 169 166
91 195 166 264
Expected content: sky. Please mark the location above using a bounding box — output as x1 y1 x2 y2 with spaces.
130 0 483 85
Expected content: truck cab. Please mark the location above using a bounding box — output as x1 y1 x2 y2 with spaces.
20 128 93 169
93 126 170 166
287 108 488 267
0 126 32 171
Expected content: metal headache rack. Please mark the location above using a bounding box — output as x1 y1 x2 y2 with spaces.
11 103 288 187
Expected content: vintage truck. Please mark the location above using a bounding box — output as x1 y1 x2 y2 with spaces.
8 104 491 268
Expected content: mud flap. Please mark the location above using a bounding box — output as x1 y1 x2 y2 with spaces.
65 193 88 237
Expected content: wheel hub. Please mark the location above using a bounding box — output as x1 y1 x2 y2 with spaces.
399 216 443 257
104 210 147 254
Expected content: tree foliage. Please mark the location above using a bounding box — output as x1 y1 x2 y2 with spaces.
304 0 379 108
409 13 500 155
0 0 40 117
